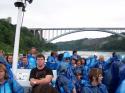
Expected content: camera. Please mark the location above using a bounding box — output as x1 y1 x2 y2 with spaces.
14 0 33 7
14 0 24 7
26 0 33 4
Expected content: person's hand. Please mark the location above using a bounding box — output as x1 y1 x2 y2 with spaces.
30 78 38 86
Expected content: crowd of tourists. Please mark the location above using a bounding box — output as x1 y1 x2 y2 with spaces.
0 48 125 93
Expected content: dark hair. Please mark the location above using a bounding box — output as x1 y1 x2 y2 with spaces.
65 57 70 60
51 51 57 56
22 56 27 59
112 52 117 57
71 58 77 63
75 72 82 76
73 50 77 54
36 54 45 60
58 53 64 61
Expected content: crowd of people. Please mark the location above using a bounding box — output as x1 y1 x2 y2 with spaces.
0 48 125 93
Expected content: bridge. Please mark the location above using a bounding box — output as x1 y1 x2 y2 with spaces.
29 28 125 42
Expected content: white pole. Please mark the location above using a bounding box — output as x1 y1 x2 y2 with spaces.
12 7 23 75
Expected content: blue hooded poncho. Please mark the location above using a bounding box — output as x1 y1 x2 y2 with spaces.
0 56 24 93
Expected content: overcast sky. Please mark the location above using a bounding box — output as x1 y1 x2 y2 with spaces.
0 0 125 42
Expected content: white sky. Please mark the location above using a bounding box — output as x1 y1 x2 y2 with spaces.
0 0 125 43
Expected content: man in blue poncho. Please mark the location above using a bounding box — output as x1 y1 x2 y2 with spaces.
116 56 125 93
27 47 37 69
71 50 81 60
18 55 30 69
46 51 58 70
110 54 122 93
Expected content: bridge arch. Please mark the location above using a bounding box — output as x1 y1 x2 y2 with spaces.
48 29 125 42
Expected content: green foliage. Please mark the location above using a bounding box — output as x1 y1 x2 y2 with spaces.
55 35 125 51
100 37 125 51
0 19 57 53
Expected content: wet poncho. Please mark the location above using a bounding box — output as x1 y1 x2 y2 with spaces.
110 59 123 93
56 61 76 93
46 56 58 70
18 61 30 69
0 56 13 79
115 57 125 93
56 74 74 93
0 56 24 93
0 80 13 93
81 83 108 93
27 54 36 69
0 79 24 93
116 80 125 93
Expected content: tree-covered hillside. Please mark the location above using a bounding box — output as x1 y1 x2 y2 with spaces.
0 19 57 53
55 34 125 51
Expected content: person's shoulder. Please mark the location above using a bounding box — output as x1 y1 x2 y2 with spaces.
44 66 52 71
31 67 37 71
82 85 92 93
7 79 13 84
98 83 107 89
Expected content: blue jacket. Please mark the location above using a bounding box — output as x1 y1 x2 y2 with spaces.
75 79 84 93
81 83 108 93
82 84 100 93
116 80 125 93
18 61 30 69
94 60 107 71
86 56 97 68
0 80 13 93
46 56 58 70
119 63 125 83
0 79 24 93
0 56 13 79
27 54 36 69
110 61 123 93
56 75 74 93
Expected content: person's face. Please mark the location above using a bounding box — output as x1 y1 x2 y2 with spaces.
76 74 82 80
0 69 5 81
99 56 104 62
53 52 57 57
81 59 85 65
77 61 81 66
0 50 4 56
74 52 77 55
71 59 76 65
37 57 45 67
31 48 37 54
22 57 27 64
98 74 103 83
7 55 13 64
65 58 70 62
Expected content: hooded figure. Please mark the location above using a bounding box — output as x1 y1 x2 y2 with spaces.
0 56 24 93
116 56 125 93
0 56 13 79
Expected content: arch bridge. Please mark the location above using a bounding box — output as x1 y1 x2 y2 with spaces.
29 28 125 42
